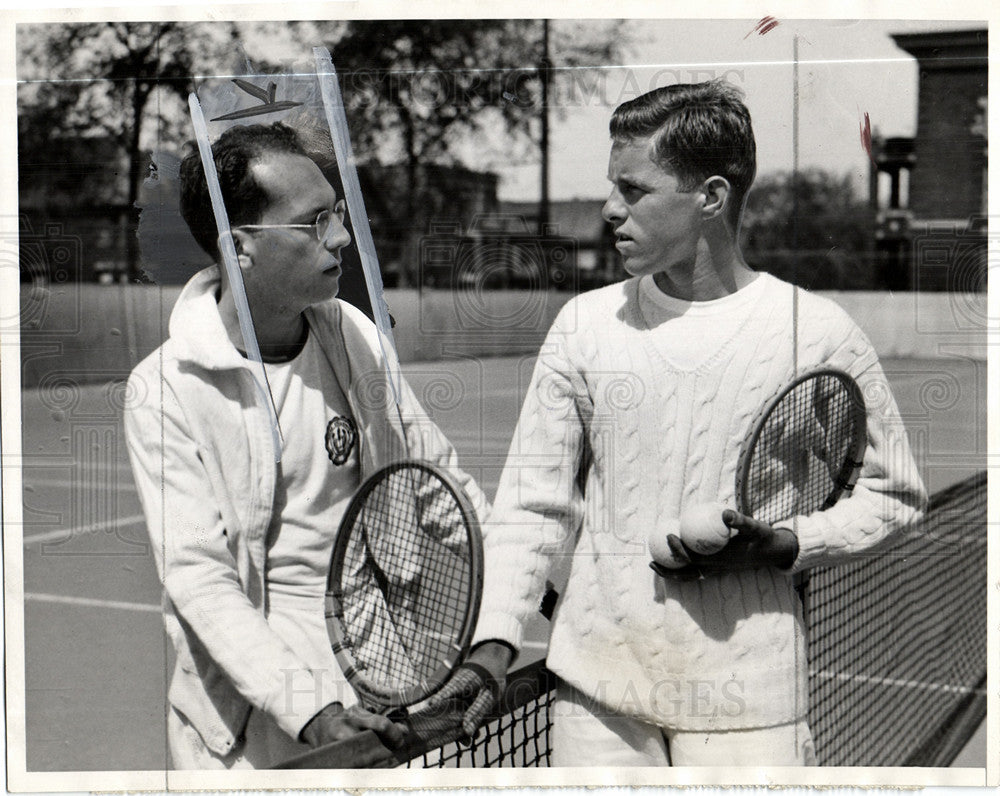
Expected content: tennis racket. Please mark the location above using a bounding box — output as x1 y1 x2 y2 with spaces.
735 366 868 525
325 460 484 713
650 367 869 583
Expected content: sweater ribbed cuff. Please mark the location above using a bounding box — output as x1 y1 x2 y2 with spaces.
471 612 525 654
780 514 829 574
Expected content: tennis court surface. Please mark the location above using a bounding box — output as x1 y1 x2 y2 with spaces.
17 355 987 770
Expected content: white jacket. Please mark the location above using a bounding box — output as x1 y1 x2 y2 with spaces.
124 266 489 756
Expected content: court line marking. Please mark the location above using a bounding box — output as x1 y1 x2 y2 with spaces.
18 461 135 472
21 513 147 546
24 592 161 614
23 478 138 491
811 668 986 697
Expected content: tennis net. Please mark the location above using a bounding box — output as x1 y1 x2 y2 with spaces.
279 470 987 769
807 470 987 766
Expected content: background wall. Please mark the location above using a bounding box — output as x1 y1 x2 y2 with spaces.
19 284 989 390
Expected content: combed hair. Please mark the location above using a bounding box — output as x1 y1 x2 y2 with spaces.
610 80 757 222
180 122 307 259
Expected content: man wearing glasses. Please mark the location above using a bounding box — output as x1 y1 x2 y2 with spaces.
124 122 489 769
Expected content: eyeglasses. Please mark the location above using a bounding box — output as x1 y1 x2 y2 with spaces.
236 199 346 242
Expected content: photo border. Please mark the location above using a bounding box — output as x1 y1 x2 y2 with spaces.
1 0 995 791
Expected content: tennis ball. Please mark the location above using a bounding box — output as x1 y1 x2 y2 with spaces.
648 528 687 569
679 502 733 556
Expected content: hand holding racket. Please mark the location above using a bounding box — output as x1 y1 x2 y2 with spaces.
278 460 484 766
300 701 408 750
651 367 867 579
423 639 514 740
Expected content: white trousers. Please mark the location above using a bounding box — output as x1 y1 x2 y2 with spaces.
551 681 816 767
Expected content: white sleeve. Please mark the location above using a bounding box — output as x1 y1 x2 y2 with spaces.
472 309 589 651
783 318 929 572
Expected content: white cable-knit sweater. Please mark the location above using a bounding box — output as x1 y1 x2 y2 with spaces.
473 273 927 732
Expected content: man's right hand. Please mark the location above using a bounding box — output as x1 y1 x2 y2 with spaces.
425 640 515 739
299 702 408 750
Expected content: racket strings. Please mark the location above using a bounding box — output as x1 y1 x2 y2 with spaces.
747 375 861 525
337 466 474 694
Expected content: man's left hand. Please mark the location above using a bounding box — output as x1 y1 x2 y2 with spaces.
651 509 798 580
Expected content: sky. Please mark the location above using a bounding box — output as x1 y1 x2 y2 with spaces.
492 17 985 201
7 9 989 208
178 15 971 204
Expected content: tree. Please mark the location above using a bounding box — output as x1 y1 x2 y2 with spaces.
18 20 627 285
741 169 877 290
18 22 208 281
316 19 627 285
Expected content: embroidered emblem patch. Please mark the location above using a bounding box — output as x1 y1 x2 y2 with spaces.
325 416 357 465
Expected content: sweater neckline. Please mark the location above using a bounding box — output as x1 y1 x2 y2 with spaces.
638 271 768 317
626 273 784 376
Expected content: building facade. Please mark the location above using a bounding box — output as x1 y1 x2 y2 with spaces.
870 28 987 291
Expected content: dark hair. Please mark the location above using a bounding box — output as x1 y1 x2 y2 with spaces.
610 80 757 223
180 122 308 259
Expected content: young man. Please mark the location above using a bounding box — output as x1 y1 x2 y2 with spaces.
450 81 926 766
124 122 489 769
